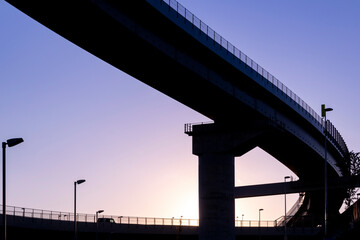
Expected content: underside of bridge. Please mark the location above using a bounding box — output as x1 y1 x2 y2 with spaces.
5 0 350 240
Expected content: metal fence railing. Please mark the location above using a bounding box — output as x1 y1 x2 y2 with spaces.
160 0 348 159
0 205 198 226
184 121 213 134
275 193 306 227
1 205 288 228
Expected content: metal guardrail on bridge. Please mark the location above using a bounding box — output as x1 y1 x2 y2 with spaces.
275 193 306 227
1 205 288 228
161 0 348 158
0 205 197 226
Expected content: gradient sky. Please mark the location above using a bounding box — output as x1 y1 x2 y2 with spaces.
1 0 359 222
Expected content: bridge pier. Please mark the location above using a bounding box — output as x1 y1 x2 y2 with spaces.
198 152 235 240
189 122 265 240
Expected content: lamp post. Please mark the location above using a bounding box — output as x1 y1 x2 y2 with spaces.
241 214 244 227
284 176 291 240
321 104 333 239
96 210 104 240
74 179 86 240
2 137 24 240
258 209 264 227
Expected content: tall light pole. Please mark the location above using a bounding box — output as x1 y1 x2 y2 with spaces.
258 208 264 227
74 179 86 240
321 104 333 239
96 210 104 240
284 176 291 240
2 138 24 240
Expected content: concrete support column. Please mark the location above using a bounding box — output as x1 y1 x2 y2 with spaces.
188 122 264 240
198 152 235 240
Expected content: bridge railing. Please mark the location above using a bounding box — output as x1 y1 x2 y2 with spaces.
2 205 287 228
0 205 201 226
184 121 213 134
161 0 348 159
235 220 277 228
275 193 306 227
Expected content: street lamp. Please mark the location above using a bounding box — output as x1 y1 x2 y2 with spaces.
96 210 104 240
96 210 104 221
284 176 291 240
241 214 244 227
74 179 86 240
321 104 333 238
2 137 23 240
258 209 264 227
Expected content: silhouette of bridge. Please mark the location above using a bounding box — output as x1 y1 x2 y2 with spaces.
4 0 355 239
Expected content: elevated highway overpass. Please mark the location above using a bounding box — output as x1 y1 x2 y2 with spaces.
5 0 351 239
